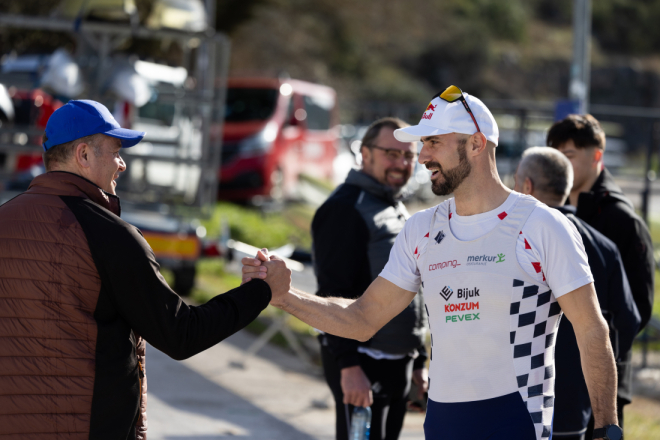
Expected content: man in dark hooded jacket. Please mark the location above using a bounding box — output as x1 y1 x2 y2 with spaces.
515 146 641 440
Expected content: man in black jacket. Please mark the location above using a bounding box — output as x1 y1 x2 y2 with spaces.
312 117 428 440
548 114 654 435
515 146 641 440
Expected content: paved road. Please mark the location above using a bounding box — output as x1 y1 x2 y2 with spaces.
145 328 426 439
148 256 424 439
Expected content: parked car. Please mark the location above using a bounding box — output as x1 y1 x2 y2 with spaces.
216 78 339 201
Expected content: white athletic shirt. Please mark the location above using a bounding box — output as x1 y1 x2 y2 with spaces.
380 192 593 297
380 192 594 440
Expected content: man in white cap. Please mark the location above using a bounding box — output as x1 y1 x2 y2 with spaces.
242 86 622 440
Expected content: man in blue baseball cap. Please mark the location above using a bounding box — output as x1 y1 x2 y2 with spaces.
0 99 285 438
41 99 145 194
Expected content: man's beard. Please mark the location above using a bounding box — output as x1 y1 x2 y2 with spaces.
368 157 410 192
429 140 472 196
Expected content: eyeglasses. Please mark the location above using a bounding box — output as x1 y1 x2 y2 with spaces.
435 85 481 133
368 145 417 162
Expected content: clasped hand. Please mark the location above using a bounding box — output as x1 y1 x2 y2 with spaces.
241 248 292 305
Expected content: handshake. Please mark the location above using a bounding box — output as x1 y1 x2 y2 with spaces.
241 248 293 305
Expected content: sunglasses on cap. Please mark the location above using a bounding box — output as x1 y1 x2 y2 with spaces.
433 85 481 133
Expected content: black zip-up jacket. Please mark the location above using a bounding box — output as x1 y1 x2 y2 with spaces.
552 206 640 434
575 168 654 331
312 169 427 370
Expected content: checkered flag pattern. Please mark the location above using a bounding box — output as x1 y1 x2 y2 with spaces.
509 279 562 439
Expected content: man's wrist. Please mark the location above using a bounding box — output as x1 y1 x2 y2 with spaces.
270 287 294 309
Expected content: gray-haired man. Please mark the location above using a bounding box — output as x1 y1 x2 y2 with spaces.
514 147 640 440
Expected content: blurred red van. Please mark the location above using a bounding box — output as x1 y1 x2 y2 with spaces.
10 88 63 172
216 78 338 201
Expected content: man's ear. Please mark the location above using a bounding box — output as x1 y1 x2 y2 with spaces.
593 148 603 164
360 145 372 165
469 132 488 155
523 176 534 195
74 142 92 169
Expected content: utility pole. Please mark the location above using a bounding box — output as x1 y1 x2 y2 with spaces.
570 0 592 114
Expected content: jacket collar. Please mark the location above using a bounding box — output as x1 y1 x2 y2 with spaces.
554 204 577 216
575 168 632 220
344 169 398 205
26 171 121 216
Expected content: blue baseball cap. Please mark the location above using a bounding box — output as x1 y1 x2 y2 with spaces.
43 99 146 151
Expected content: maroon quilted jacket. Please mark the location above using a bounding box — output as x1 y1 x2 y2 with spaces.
0 171 271 439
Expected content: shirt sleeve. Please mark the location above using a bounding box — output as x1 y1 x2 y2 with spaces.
379 213 424 293
71 198 272 361
525 207 594 298
109 228 272 360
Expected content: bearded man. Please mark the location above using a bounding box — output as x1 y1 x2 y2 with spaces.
312 117 428 440
243 88 622 440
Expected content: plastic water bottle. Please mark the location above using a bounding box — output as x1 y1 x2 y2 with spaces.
349 406 371 440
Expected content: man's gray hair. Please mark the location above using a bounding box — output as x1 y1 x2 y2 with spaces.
519 146 574 200
42 133 104 171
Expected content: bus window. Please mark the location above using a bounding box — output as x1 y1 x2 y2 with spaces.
225 88 279 122
303 94 333 130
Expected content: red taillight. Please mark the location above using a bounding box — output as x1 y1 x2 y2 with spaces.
202 241 222 257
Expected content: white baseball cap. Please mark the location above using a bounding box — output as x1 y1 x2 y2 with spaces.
394 87 499 146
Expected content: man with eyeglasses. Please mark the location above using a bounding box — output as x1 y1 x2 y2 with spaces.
242 87 621 440
311 117 428 440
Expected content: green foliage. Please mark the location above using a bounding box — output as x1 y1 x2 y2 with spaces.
190 259 242 304
654 268 660 321
531 0 572 25
201 202 312 250
447 0 528 42
215 0 272 35
624 403 660 440
0 0 60 14
529 0 660 56
0 0 74 55
413 22 491 95
161 260 242 304
592 0 660 55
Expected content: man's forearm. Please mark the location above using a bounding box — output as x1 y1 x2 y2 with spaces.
559 284 619 429
576 320 618 428
277 287 376 341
